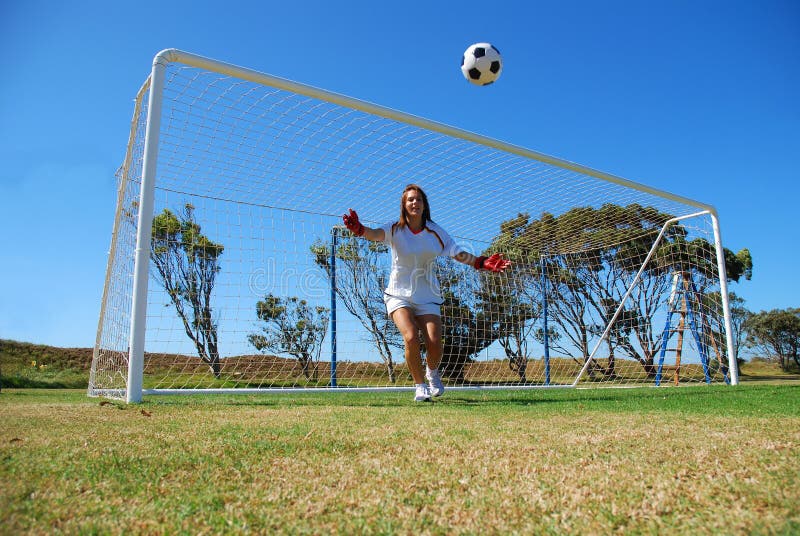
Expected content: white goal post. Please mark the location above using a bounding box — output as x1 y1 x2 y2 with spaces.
90 49 738 402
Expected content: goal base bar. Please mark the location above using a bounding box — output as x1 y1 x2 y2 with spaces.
140 384 575 396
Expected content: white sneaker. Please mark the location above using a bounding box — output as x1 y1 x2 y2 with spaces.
414 383 431 402
426 368 445 397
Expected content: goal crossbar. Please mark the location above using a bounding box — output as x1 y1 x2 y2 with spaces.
152 49 716 213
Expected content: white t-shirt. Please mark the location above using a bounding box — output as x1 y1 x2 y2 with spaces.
379 220 466 304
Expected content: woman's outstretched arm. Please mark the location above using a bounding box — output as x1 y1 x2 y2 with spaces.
342 209 385 242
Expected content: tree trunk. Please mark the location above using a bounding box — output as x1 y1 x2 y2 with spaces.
516 355 527 382
387 360 396 383
377 335 396 384
208 339 221 379
300 356 312 380
209 357 221 378
605 338 616 379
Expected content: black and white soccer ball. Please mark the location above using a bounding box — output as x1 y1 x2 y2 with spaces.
461 43 502 86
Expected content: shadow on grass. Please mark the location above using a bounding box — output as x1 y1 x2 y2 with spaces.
10 382 795 418
141 384 733 410
739 374 800 382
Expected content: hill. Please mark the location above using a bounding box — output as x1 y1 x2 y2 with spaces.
0 340 300 389
1 339 93 389
1 339 93 369
2 339 798 390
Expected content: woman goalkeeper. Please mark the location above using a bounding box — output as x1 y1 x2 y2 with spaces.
343 184 511 402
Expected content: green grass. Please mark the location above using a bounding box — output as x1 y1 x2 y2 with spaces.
2 385 799 534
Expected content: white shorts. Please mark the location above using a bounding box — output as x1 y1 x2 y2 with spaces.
384 294 441 317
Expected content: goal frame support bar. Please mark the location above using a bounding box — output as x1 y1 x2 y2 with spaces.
712 213 739 384
126 54 168 403
89 79 151 397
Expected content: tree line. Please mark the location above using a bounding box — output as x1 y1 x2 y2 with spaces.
148 203 799 381
150 205 328 380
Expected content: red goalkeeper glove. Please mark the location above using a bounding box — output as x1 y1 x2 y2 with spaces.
474 253 511 273
342 209 365 237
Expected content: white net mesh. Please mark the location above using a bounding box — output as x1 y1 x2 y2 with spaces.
90 54 733 398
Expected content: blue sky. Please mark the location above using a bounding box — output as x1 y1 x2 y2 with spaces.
1 0 798 348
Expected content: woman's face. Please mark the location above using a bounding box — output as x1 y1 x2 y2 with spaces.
404 189 425 219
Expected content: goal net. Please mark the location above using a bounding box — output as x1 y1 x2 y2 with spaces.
90 50 737 402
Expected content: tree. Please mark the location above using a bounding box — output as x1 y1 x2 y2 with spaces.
727 293 753 362
437 260 498 382
500 205 678 377
724 248 753 283
151 205 224 377
744 308 800 371
489 204 752 378
481 266 542 382
543 253 594 365
704 291 752 365
481 214 550 381
311 232 402 382
437 258 543 383
248 294 329 380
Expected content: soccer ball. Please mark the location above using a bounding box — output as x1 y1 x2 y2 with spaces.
461 43 502 86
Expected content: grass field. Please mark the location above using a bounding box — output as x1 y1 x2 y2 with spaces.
2 384 799 534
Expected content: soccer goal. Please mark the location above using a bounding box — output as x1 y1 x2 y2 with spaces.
90 49 738 402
